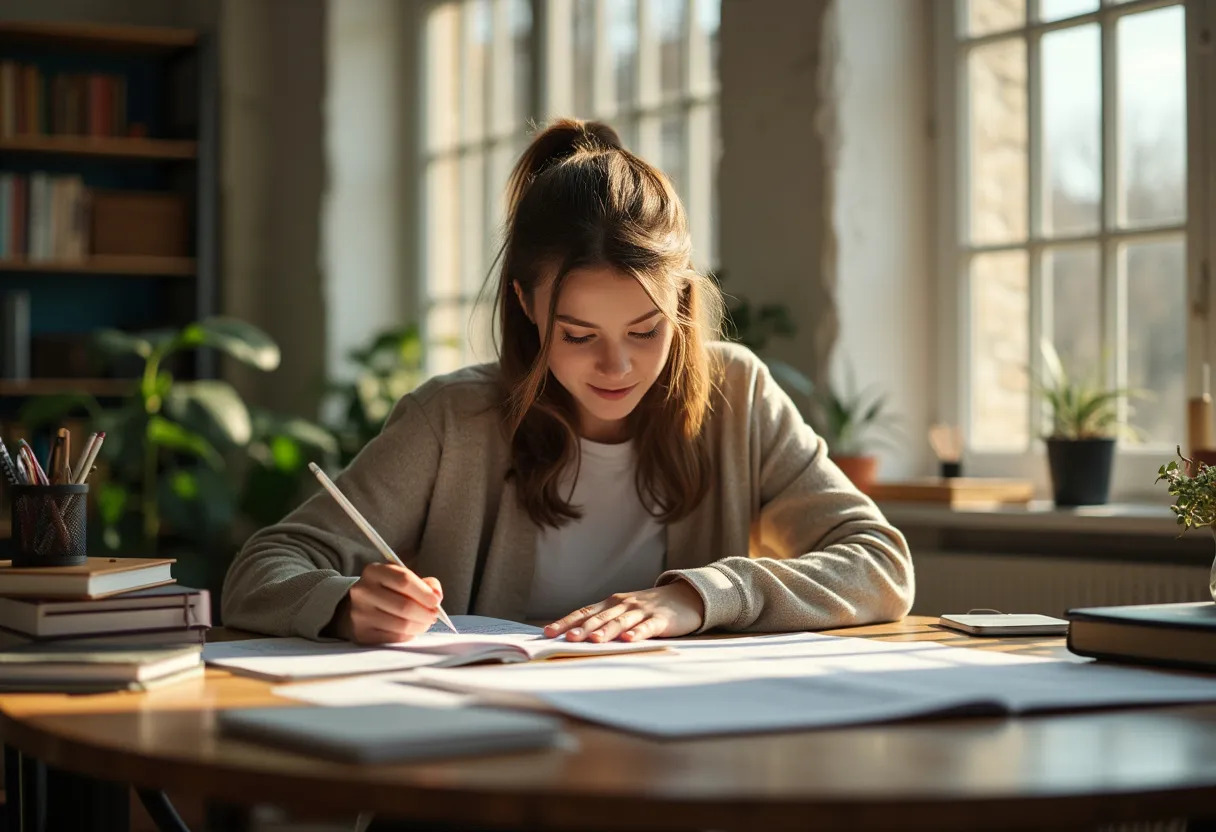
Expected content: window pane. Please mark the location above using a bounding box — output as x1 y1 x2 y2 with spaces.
1117 6 1186 228
610 0 638 110
1123 236 1186 446
427 302 466 375
700 0 715 84
964 0 1025 38
1040 24 1100 237
1039 0 1097 23
968 38 1028 244
572 0 596 117
660 114 688 205
971 250 1029 450
426 4 462 152
654 0 687 98
463 0 491 142
426 156 461 302
461 152 488 296
510 0 533 127
1044 246 1100 385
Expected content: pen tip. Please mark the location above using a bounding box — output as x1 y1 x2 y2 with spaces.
308 462 320 473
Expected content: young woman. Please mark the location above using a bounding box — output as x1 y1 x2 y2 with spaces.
222 118 913 645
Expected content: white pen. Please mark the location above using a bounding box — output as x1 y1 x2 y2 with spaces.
308 462 458 634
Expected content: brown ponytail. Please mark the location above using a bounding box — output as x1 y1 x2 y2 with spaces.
504 119 624 226
493 117 723 529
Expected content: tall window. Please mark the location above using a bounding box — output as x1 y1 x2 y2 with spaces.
422 0 721 373
942 0 1211 490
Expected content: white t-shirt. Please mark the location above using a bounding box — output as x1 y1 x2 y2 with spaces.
524 438 666 622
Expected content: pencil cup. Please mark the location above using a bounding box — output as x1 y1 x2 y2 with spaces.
10 484 88 567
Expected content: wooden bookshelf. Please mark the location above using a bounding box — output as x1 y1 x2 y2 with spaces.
0 135 197 160
0 21 197 54
0 256 195 277
0 379 134 397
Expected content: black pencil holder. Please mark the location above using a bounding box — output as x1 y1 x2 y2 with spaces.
10 484 88 567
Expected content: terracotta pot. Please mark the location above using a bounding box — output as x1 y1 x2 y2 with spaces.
832 454 879 494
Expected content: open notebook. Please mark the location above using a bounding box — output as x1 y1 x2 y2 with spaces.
204 615 663 682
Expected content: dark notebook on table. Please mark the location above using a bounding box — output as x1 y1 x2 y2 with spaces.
1066 601 1216 671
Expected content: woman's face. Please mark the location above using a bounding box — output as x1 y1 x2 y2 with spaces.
517 265 676 443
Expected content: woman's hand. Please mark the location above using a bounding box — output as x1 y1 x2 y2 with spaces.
330 562 444 645
544 581 706 643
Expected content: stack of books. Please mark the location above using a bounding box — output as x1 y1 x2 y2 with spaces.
0 557 208 692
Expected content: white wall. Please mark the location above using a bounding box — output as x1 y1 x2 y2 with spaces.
220 0 327 416
322 0 424 387
830 0 933 479
718 0 837 387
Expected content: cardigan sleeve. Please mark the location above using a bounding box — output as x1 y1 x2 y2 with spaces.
658 357 915 633
221 393 442 639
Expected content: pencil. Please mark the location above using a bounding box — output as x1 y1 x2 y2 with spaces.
307 462 459 634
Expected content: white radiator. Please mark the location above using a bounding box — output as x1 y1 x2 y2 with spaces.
909 551 1212 617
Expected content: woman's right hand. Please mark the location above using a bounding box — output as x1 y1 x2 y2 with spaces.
330 562 444 644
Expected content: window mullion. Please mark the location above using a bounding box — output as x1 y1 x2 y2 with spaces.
1100 7 1125 420
1028 25 1044 445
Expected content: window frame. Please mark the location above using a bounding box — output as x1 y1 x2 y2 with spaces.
933 0 1216 500
418 0 720 376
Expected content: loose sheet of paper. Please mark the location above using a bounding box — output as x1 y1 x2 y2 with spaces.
274 671 474 708
408 632 1216 738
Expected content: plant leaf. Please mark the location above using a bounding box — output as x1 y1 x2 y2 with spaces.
146 416 224 468
95 329 153 360
172 317 281 371
164 381 253 447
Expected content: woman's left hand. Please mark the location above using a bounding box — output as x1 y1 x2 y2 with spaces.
545 581 706 643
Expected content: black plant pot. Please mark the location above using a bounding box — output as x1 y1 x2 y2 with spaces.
1046 437 1116 506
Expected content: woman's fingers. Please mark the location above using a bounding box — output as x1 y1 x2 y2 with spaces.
370 564 441 608
564 603 629 642
621 615 666 642
423 576 444 600
587 608 648 643
351 606 435 643
544 600 612 639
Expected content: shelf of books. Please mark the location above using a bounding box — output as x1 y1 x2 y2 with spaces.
0 21 218 547
0 22 218 389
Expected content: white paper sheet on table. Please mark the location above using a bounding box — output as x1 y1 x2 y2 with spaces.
403 632 1216 738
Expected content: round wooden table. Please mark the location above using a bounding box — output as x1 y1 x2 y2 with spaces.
3 617 1216 831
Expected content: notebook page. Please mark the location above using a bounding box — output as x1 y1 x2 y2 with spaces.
396 631 663 661
203 638 444 681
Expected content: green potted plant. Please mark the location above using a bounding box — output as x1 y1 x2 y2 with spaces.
767 362 898 494
1038 340 1140 506
19 318 338 598
1156 448 1216 602
324 324 426 465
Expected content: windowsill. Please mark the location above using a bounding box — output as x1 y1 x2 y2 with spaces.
877 500 1186 537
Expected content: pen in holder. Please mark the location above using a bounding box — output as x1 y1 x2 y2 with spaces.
10 484 88 567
